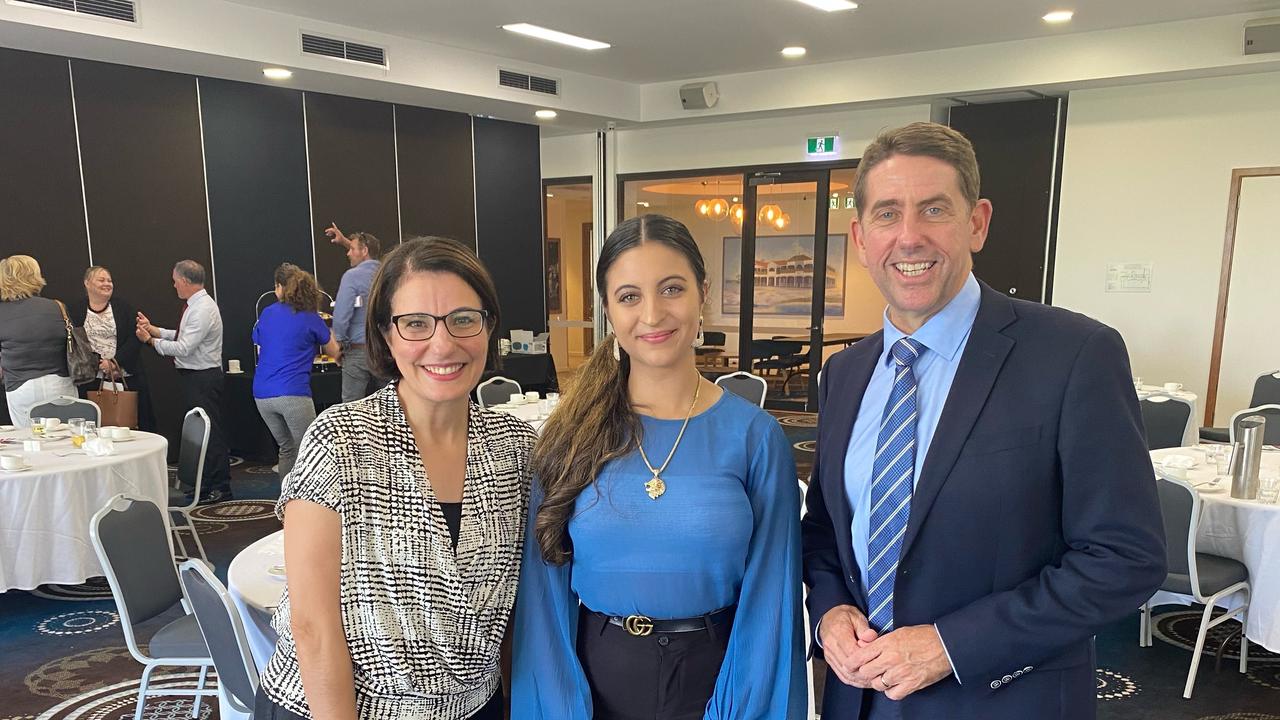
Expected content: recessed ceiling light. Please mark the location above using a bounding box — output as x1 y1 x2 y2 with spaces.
793 0 858 11
781 46 807 58
535 109 558 120
502 23 611 50
262 68 293 80
1042 10 1074 23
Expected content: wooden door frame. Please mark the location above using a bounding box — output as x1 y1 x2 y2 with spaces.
1204 166 1280 426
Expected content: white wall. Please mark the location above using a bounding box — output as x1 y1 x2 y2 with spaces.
541 133 596 179
1054 71 1280 422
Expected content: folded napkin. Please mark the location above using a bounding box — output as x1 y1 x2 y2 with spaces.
1160 454 1197 469
83 438 116 457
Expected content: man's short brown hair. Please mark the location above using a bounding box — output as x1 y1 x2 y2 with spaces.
365 236 501 380
350 232 382 260
854 122 981 215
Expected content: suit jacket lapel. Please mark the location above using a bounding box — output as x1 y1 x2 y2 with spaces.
901 285 1016 559
821 332 882 582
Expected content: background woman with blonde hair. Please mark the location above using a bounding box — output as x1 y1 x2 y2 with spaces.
0 255 75 427
67 265 155 431
252 263 341 479
511 215 805 719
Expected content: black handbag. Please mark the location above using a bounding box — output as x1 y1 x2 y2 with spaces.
56 300 101 385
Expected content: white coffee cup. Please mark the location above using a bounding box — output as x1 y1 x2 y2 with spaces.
0 452 24 470
23 440 42 452
509 393 525 405
228 359 242 373
1164 382 1183 393
524 391 540 402
111 427 133 439
44 418 62 430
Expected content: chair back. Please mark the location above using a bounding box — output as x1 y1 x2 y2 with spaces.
476 376 522 408
1140 395 1192 450
177 407 210 500
1155 474 1201 599
90 495 184 632
1229 404 1280 445
30 397 100 424
1249 371 1280 407
179 560 260 713
715 371 768 408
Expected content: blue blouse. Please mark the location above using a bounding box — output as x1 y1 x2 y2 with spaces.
251 302 330 399
511 390 807 719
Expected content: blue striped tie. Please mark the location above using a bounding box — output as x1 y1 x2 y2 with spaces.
866 337 924 633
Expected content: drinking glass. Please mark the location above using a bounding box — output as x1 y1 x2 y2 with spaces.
83 421 97 440
31 418 46 437
1260 468 1280 504
69 418 86 449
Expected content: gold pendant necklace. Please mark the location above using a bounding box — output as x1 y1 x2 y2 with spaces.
637 374 702 500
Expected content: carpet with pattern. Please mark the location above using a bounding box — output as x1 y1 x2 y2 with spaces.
0 421 1276 719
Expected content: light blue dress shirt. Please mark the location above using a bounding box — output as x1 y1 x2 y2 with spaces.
332 258 379 345
844 273 980 593
511 391 807 719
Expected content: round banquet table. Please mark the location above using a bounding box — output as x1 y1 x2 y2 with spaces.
227 529 285 671
0 427 169 592
1150 446 1280 652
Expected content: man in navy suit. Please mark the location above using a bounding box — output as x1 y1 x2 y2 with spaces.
801 122 1166 719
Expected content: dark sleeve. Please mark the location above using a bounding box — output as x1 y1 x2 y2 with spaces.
932 325 1168 682
65 298 88 327
800 357 858 661
113 299 144 372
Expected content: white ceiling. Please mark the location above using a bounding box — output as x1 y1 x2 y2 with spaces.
229 0 1280 83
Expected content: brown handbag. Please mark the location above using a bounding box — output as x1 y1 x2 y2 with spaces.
88 360 139 429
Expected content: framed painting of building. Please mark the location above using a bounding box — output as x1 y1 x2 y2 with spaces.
545 237 562 314
721 234 847 316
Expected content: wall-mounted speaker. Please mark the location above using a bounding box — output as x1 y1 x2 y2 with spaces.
679 81 719 110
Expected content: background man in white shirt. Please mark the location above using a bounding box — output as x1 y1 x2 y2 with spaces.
136 260 232 503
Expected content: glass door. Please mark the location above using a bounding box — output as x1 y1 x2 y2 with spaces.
739 170 830 409
543 179 595 384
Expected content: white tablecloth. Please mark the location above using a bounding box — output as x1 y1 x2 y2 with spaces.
0 428 168 592
1150 446 1280 652
227 529 284 671
492 403 546 433
1137 386 1200 447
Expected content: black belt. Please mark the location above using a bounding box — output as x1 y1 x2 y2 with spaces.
591 606 735 637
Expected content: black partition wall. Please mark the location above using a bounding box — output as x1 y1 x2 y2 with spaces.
0 47 542 444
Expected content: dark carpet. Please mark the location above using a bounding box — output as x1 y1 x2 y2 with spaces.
1 420 1276 719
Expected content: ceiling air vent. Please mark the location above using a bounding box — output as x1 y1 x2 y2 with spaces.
498 68 560 97
14 0 137 22
301 32 387 68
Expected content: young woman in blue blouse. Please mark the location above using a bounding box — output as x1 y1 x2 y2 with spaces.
252 264 341 478
512 214 806 719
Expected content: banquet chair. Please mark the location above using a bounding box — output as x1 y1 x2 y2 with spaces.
168 408 210 562
90 495 217 720
715 371 768 408
178 559 260 718
476 376 522 408
752 340 807 395
1139 474 1250 699
30 396 101 424
1140 394 1194 450
1228 404 1280 445
1200 370 1280 442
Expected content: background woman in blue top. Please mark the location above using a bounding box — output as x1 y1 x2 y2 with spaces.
253 263 341 478
512 215 806 719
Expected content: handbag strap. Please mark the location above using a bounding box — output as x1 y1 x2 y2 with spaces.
102 359 128 392
55 300 73 344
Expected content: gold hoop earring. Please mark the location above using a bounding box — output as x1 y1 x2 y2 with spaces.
692 318 705 349
613 335 621 361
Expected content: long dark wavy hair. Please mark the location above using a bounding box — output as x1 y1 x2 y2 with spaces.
531 214 708 565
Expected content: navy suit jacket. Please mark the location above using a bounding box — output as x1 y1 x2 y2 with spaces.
801 283 1167 720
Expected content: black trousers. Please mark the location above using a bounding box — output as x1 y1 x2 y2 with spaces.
253 686 503 719
577 607 731 720
177 368 231 495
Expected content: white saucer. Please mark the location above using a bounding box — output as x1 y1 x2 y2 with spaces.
109 436 137 443
267 564 287 579
0 463 33 473
0 425 16 432
1195 483 1226 494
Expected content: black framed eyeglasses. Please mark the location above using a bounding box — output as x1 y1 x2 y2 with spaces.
390 309 491 341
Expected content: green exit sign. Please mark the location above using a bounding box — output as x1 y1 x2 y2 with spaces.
807 135 838 155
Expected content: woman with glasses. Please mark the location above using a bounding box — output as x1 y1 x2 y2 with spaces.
256 237 536 720
251 263 341 479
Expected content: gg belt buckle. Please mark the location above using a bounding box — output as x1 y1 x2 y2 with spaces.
623 614 654 637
